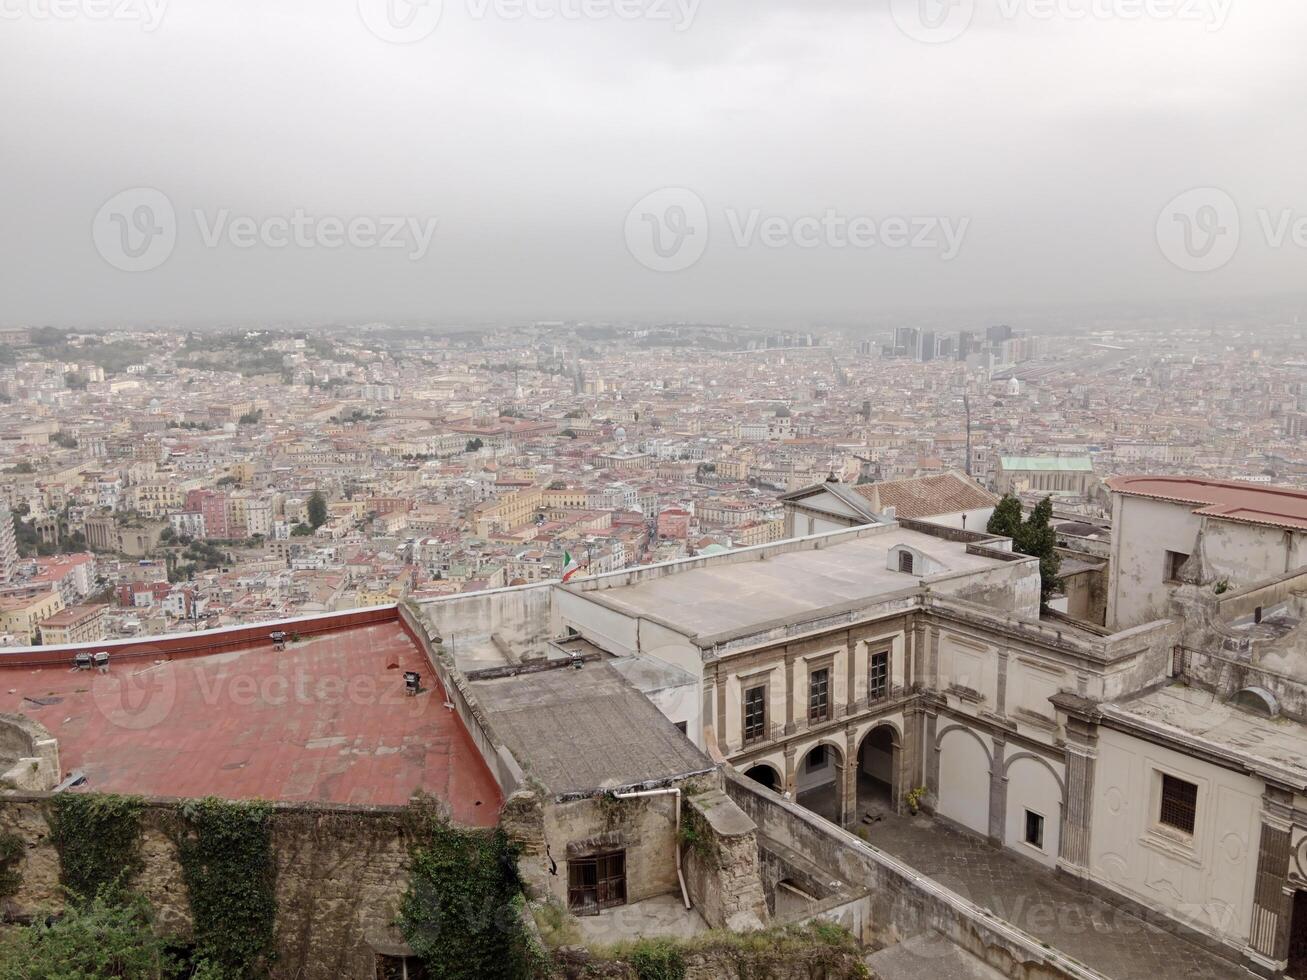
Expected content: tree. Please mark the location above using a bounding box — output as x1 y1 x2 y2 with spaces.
307 491 328 529
988 494 1061 607
1016 496 1062 607
465 438 484 452
986 493 1024 540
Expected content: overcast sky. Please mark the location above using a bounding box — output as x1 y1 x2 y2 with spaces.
2 0 1305 328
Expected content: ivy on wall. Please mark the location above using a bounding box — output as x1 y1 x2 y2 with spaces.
398 806 540 980
47 793 145 904
176 797 277 979
0 830 24 898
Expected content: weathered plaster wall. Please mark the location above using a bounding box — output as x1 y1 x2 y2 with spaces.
540 791 684 909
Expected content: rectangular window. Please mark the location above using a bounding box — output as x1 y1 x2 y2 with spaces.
568 851 626 916
869 650 890 701
743 686 766 744
1024 810 1045 850
808 667 830 723
898 550 915 574
377 955 428 980
1159 774 1198 835
1164 550 1189 584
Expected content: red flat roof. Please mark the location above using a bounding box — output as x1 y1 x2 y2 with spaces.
1107 475 1307 531
3 621 501 823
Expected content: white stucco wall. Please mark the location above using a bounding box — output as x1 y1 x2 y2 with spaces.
1089 726 1261 946
937 726 992 836
1003 754 1064 868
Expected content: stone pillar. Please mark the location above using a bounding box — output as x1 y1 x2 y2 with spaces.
904 617 916 689
995 647 1009 717
927 625 940 688
783 742 797 797
843 727 859 827
988 736 1007 846
1246 787 1295 974
924 708 940 801
784 653 797 736
713 666 729 757
1052 693 1101 879
846 639 859 715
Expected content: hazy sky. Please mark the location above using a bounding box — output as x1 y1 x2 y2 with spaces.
3 0 1306 327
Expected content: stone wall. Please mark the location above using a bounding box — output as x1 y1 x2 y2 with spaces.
680 788 767 931
0 795 415 980
0 714 59 792
724 770 1103 980
552 934 870 980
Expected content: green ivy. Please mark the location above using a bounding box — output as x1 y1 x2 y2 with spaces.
176 797 277 979
0 830 23 898
629 938 686 980
47 793 145 905
398 807 533 980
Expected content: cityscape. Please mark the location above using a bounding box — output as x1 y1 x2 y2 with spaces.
4 0 1307 978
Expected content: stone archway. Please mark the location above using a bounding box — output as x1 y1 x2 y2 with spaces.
743 763 782 793
856 724 901 818
795 742 844 823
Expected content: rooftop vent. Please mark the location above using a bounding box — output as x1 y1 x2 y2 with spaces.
1231 686 1279 719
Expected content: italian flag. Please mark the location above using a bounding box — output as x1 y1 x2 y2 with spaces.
561 550 582 583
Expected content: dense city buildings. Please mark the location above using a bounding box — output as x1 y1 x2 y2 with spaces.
0 320 1304 649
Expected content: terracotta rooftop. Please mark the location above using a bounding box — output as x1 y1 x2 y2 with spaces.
854 471 998 520
1106 475 1307 532
1 619 501 822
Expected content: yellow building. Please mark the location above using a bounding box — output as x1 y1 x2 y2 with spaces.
0 590 66 645
38 603 107 646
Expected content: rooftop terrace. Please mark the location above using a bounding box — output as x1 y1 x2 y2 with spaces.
0 618 502 823
574 526 1020 643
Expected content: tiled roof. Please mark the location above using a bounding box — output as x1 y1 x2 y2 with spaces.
1106 475 1307 531
854 471 997 520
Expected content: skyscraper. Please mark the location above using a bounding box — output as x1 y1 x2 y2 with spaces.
0 503 19 584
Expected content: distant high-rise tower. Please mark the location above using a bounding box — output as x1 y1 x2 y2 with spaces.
0 503 18 584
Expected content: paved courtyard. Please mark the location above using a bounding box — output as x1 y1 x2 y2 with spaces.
859 804 1253 980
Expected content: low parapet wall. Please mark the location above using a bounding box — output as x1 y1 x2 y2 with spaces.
723 768 1106 980
397 602 525 796
0 605 398 671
